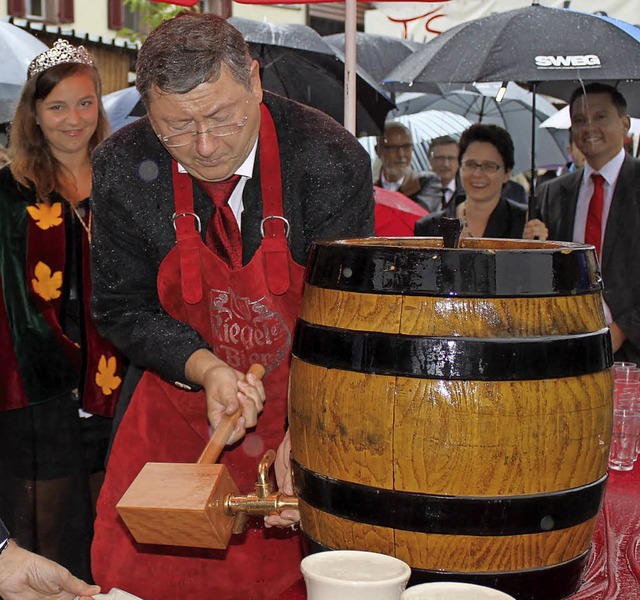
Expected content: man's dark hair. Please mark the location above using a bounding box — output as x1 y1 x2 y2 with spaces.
135 11 253 107
429 135 458 155
458 124 515 171
569 82 628 117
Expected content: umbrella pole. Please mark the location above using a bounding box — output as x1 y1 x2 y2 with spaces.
344 0 357 135
528 81 538 219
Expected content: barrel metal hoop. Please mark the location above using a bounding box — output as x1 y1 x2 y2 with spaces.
305 243 603 297
292 321 614 380
305 535 590 600
293 460 606 536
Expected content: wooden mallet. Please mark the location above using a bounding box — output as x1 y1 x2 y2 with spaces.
116 364 266 549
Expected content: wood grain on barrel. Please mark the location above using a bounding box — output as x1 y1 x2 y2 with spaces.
289 358 395 487
394 374 612 495
300 285 605 338
394 519 597 571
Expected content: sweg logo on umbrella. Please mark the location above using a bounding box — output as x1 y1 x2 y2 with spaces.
535 55 601 69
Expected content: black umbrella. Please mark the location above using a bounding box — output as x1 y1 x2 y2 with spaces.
385 2 640 213
228 17 394 136
323 32 442 95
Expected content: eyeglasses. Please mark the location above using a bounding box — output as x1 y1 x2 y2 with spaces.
431 155 458 163
381 143 413 152
460 160 503 174
158 115 249 148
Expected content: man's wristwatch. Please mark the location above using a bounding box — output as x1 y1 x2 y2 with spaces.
0 520 10 557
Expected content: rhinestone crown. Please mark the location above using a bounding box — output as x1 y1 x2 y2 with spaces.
28 39 94 79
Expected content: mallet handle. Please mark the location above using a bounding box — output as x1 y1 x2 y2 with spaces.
197 363 266 465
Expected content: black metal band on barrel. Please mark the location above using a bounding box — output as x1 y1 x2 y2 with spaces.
304 536 590 600
305 242 602 297
293 321 613 380
293 461 606 535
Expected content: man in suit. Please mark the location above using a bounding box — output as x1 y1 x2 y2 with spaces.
89 12 374 599
374 122 441 211
538 82 640 363
428 135 464 210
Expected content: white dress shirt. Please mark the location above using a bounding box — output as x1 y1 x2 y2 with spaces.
572 147 626 324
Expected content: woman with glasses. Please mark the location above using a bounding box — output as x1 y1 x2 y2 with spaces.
415 124 548 240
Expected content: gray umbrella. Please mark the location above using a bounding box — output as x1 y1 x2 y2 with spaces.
0 20 48 124
384 2 640 212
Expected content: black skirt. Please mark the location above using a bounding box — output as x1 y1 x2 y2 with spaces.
0 392 112 581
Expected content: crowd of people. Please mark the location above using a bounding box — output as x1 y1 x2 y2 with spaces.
0 9 637 600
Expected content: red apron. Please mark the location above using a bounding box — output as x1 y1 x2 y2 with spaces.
92 105 305 600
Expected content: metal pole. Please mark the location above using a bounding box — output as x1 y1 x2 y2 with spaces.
528 81 538 219
344 0 357 135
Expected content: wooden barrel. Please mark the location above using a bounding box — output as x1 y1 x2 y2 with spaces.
289 237 613 600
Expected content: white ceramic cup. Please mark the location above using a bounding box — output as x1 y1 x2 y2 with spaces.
301 550 411 600
401 582 516 599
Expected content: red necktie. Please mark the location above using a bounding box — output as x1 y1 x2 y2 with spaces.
198 175 243 268
585 173 604 257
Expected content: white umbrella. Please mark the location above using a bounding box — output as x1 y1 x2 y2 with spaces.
102 86 145 132
359 109 473 173
0 20 48 123
393 82 567 174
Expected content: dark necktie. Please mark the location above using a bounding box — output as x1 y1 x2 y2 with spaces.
198 175 243 268
441 187 449 210
586 173 604 257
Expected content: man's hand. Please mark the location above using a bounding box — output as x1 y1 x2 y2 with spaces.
265 429 301 528
0 541 100 599
185 349 266 445
523 218 549 240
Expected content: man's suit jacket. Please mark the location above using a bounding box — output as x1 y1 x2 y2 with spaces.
538 155 640 364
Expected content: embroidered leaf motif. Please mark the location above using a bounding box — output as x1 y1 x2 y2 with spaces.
31 261 63 300
95 355 122 395
26 202 63 230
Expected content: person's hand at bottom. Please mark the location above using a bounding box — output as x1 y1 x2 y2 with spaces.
0 541 100 599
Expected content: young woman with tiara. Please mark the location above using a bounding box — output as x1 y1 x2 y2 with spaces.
0 39 124 581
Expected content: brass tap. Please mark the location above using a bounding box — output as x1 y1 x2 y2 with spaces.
224 449 299 533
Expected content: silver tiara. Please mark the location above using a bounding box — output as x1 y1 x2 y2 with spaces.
28 39 94 79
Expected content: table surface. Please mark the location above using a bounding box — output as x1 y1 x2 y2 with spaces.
278 467 640 600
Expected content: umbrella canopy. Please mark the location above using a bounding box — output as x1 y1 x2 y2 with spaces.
102 86 146 132
374 185 427 237
323 32 444 96
0 21 48 123
384 3 640 210
396 83 567 174
228 17 394 136
385 4 640 92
